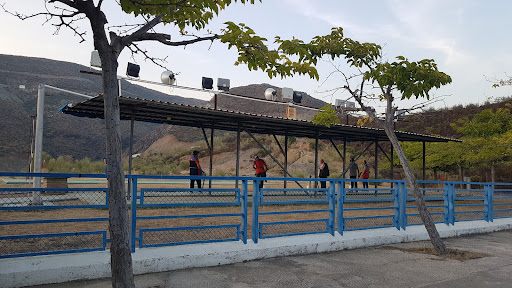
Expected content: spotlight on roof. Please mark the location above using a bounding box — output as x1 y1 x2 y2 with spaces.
395 109 406 121
202 77 214 89
126 63 140 78
264 88 277 101
292 91 302 103
282 87 293 100
161 71 176 85
217 78 230 91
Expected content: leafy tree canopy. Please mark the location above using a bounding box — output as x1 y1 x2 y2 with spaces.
450 106 512 138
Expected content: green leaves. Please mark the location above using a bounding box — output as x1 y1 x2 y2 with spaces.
451 108 512 138
365 57 452 100
220 22 319 79
120 0 259 31
312 105 340 127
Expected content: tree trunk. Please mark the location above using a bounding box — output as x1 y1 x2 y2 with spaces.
383 126 448 254
100 49 135 288
491 163 495 183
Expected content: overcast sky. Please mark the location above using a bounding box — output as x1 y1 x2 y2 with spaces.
1 0 511 112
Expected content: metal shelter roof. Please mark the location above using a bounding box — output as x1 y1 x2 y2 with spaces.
60 95 457 143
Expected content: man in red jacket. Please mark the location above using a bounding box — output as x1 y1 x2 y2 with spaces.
253 156 268 189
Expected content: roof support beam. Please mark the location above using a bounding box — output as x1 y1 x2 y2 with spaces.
236 122 241 188
314 131 319 188
329 138 344 162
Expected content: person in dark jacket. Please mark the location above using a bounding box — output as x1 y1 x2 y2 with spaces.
349 157 360 189
318 159 329 188
189 150 203 189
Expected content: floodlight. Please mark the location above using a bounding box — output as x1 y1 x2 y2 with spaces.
335 99 346 107
395 109 406 121
161 71 176 85
282 87 293 100
345 101 356 108
202 77 214 89
292 91 302 103
126 63 140 78
264 88 277 100
217 78 230 91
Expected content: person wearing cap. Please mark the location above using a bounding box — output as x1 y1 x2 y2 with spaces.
253 156 268 189
189 150 203 188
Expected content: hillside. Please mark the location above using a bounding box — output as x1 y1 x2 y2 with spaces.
0 54 207 172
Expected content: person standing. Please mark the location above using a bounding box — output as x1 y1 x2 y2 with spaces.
253 156 268 189
189 150 203 189
349 157 360 189
361 160 370 189
318 159 329 189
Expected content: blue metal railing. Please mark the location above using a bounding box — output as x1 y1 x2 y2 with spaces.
1 172 511 258
127 175 248 251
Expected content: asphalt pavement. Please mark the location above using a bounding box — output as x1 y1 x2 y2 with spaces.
32 230 512 288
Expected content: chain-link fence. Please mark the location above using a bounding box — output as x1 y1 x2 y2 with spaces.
260 219 328 238
0 188 108 208
140 188 239 206
0 231 106 258
140 225 239 247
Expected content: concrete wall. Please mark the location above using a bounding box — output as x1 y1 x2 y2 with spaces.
1 219 511 288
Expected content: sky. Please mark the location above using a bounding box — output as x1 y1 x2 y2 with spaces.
1 0 511 113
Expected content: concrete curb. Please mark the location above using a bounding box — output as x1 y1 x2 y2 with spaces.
1 219 511 288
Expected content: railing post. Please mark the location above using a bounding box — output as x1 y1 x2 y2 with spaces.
241 180 248 244
130 177 138 253
393 181 400 230
450 183 456 225
484 184 494 222
489 184 494 222
252 180 259 243
443 182 450 225
400 181 408 230
444 183 455 225
336 180 345 235
328 181 335 236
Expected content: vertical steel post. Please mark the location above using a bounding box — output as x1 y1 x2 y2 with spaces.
374 139 378 191
314 132 319 188
209 125 214 188
127 111 134 200
241 180 248 243
390 144 394 188
131 178 138 252
422 142 426 182
284 134 288 188
336 180 345 235
343 139 346 179
33 84 45 205
393 181 400 230
443 182 450 225
484 184 494 222
400 181 408 229
444 183 455 225
252 180 259 243
236 123 240 188
328 181 335 236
